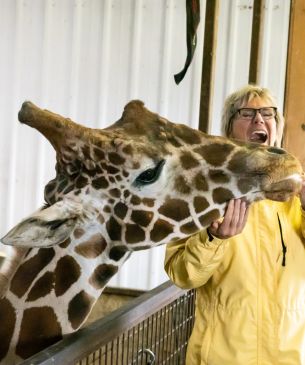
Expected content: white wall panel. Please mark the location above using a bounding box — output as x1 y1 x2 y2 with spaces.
0 0 290 290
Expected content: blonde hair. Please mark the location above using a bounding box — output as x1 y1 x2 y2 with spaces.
221 85 284 147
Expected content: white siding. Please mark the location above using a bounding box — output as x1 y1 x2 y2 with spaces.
0 0 290 290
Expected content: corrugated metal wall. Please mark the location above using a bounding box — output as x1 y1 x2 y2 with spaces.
0 0 290 290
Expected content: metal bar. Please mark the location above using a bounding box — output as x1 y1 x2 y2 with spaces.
248 0 265 84
198 0 219 134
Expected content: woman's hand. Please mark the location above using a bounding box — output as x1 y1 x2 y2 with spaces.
300 175 305 210
208 199 250 240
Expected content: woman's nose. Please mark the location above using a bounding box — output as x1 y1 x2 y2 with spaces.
253 110 264 123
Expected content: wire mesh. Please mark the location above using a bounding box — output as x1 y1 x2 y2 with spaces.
76 289 196 365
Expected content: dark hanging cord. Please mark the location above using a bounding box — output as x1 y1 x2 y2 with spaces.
277 213 286 267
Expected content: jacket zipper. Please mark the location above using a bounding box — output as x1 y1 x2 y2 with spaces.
277 213 286 266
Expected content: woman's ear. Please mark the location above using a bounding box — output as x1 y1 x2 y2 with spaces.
1 203 77 248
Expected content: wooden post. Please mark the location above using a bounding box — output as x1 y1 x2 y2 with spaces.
198 0 219 134
248 0 265 84
283 0 305 169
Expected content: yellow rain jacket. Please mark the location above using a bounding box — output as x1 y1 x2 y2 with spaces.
164 197 305 365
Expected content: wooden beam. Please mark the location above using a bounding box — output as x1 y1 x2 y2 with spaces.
198 0 219 134
283 0 305 169
248 0 265 84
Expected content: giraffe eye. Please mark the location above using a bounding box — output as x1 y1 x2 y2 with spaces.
135 160 165 185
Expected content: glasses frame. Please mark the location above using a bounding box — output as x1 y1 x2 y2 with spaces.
231 107 277 120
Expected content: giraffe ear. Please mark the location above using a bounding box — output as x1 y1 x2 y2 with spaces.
0 203 76 248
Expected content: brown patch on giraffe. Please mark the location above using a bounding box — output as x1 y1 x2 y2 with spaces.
109 188 121 198
0 298 16 361
97 213 105 224
174 175 191 195
123 170 129 177
63 184 74 195
103 205 111 213
115 175 122 181
109 245 129 261
16 307 63 360
75 175 88 189
180 221 199 235
83 165 96 177
106 216 122 241
122 145 133 155
124 189 131 198
93 147 105 161
132 162 140 169
194 172 209 191
101 163 120 174
209 170 231 184
109 176 115 183
168 135 183 147
89 264 119 290
57 179 69 194
193 196 210 214
54 256 81 297
74 228 86 239
92 176 109 190
82 145 91 159
44 181 57 196
108 152 125 165
26 272 55 302
59 237 71 248
125 224 146 243
114 202 128 220
10 248 55 298
180 152 200 170
213 188 235 205
130 195 142 205
74 233 107 258
158 198 190 221
131 210 154 227
194 143 235 167
227 150 249 173
151 219 174 242
237 177 257 194
198 209 221 227
74 189 81 196
68 290 95 330
142 198 155 207
132 245 151 251
173 125 201 145
108 198 115 204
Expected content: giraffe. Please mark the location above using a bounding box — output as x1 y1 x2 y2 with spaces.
0 100 302 364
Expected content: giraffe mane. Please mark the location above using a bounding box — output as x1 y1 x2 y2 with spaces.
0 247 28 298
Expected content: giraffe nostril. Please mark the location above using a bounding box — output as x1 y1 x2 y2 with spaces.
267 147 287 155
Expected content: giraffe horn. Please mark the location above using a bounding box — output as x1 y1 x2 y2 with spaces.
18 101 89 152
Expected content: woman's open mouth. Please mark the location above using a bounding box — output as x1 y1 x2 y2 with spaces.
249 130 268 144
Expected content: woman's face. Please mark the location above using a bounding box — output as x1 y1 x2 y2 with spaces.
228 97 277 147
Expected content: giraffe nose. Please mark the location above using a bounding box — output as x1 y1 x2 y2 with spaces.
267 146 287 155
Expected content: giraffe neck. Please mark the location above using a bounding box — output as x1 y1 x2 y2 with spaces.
0 223 128 364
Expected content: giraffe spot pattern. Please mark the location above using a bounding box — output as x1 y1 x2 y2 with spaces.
10 248 55 298
109 245 129 261
124 190 131 199
114 202 128 220
174 175 191 195
108 198 115 204
103 205 111 213
74 228 86 239
57 178 69 194
97 213 105 224
130 195 141 205
44 181 57 197
122 145 133 155
151 219 174 242
63 185 74 195
89 264 119 290
158 198 190 222
123 170 129 177
92 176 109 190
93 147 105 161
106 216 122 241
109 188 121 198
108 152 126 165
125 224 146 244
199 209 221 227
101 163 119 174
173 125 201 145
0 298 16 361
54 256 81 297
180 221 199 234
193 196 210 214
209 170 231 184
115 175 122 181
180 153 200 170
75 175 88 189
16 306 63 360
194 143 235 167
142 198 155 207
109 176 115 183
131 210 154 227
59 237 71 248
237 177 257 194
26 271 55 302
227 150 249 173
68 290 95 330
74 233 107 258
212 187 235 204
194 172 209 191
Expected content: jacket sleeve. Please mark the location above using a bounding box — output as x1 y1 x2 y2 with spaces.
164 229 229 290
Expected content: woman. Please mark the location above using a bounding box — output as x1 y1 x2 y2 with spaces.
164 85 305 364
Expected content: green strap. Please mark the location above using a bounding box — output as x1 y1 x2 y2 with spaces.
174 0 200 85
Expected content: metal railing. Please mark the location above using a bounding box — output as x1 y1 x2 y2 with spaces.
21 281 196 365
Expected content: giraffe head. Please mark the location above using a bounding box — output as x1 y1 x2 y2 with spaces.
1 100 303 252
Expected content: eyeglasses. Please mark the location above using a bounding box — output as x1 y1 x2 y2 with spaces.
232 107 277 121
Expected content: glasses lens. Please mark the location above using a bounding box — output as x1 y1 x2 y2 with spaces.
240 108 255 119
260 108 276 119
